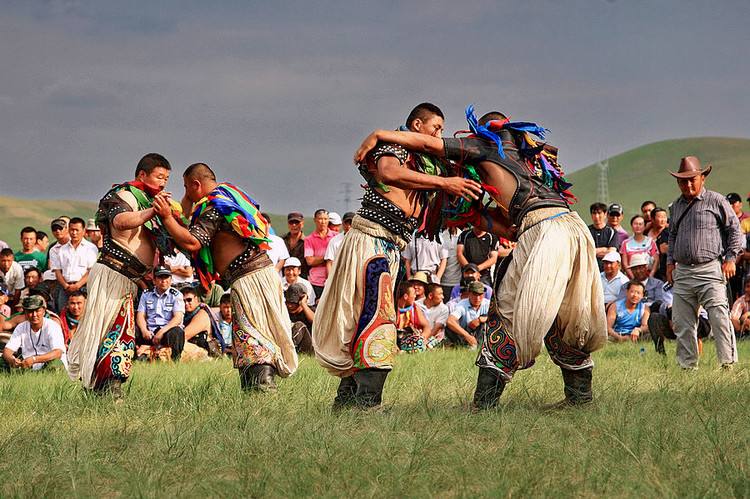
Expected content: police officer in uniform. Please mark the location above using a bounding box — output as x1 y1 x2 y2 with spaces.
135 266 185 360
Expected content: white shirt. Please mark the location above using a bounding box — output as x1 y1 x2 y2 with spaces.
0 261 25 293
50 239 98 282
324 231 347 262
282 276 316 306
601 271 629 304
440 229 462 286
5 318 67 371
417 298 449 341
402 236 449 283
165 252 194 284
266 234 290 268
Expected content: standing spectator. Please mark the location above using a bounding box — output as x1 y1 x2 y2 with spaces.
136 266 186 361
600 252 629 306
283 212 308 278
49 217 98 312
741 194 750 235
445 281 489 348
46 217 71 284
262 213 290 273
164 249 194 285
449 264 492 301
666 156 742 370
325 211 355 274
0 248 24 307
725 193 748 300
328 212 343 233
304 208 335 299
402 234 448 284
35 231 49 253
439 227 462 302
647 207 670 281
85 218 103 249
730 279 750 338
282 257 315 307
14 227 47 272
2 295 66 371
417 283 450 343
457 226 499 286
620 215 658 279
607 203 629 250
726 193 748 223
60 290 87 346
588 202 617 271
640 200 656 232
607 281 650 343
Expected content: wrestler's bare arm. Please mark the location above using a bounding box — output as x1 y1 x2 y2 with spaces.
111 191 157 231
354 130 445 162
376 155 482 201
153 197 202 253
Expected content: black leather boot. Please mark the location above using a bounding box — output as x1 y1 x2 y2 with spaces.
332 376 357 409
472 367 506 410
546 367 593 408
239 365 278 392
353 369 388 408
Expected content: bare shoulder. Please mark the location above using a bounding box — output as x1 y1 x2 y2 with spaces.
116 189 139 210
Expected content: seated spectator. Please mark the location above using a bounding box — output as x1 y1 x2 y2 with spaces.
403 233 448 284
0 285 11 318
449 264 492 301
135 266 185 361
35 231 49 253
730 280 750 338
14 227 47 272
283 211 308 278
607 281 650 342
600 252 629 306
282 257 315 307
617 253 667 308
0 248 24 307
325 211 355 275
409 271 430 302
588 202 617 271
457 226 499 286
445 281 489 348
85 218 103 249
50 217 98 312
2 295 66 371
417 283 449 343
395 281 433 353
620 215 658 279
197 282 225 307
60 289 86 346
304 209 335 299
647 207 670 281
217 293 233 354
262 213 290 273
164 249 194 286
181 287 225 357
16 267 46 312
607 203 629 249
328 212 342 233
1 289 60 333
283 283 315 354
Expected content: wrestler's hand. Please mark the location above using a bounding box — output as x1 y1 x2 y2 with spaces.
721 260 736 280
353 132 380 164
152 196 173 219
441 177 482 201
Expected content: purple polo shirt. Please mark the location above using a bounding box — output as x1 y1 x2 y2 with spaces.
304 230 335 287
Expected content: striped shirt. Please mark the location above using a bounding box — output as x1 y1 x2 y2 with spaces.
667 188 743 265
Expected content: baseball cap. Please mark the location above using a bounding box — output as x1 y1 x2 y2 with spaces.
287 212 304 223
50 218 68 230
409 271 430 285
343 212 356 223
328 212 342 225
22 295 46 311
607 203 623 216
283 257 302 268
284 283 307 304
468 281 485 295
602 252 621 263
85 218 99 231
153 266 172 278
462 263 480 273
726 192 742 204
627 253 650 268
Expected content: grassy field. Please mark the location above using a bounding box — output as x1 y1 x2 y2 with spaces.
567 137 750 221
1 342 748 498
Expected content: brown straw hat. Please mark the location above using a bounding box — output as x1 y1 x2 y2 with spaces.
669 156 712 179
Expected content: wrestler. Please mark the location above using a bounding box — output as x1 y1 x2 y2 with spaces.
354 107 608 410
153 163 297 392
67 153 172 397
315 103 482 409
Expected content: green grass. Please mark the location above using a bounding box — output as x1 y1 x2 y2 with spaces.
1 342 748 498
567 137 750 221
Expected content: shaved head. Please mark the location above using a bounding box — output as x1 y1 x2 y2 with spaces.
479 111 508 126
183 163 216 181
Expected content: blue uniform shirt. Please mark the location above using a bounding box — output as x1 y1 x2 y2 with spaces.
137 286 185 331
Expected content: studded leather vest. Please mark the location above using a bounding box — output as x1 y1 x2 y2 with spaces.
443 131 569 227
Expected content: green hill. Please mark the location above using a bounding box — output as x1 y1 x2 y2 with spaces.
0 196 98 248
567 137 750 221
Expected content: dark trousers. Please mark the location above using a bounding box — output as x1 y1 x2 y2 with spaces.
291 322 314 354
312 284 325 303
158 326 185 360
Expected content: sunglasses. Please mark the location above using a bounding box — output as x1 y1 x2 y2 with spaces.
184 298 194 303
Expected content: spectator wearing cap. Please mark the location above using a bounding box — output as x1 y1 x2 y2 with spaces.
85 218 103 249
620 215 658 279
2 295 66 371
283 211 309 278
445 281 490 348
408 271 430 301
262 212 290 273
49 217 98 312
449 264 492 301
617 252 667 308
304 209 335 298
600 252 629 306
14 227 47 272
588 202 617 271
606 203 629 250
0 248 24 307
457 226 500 287
164 249 194 286
402 233 448 284
284 283 315 354
46 217 71 283
282 257 315 307
328 212 343 233
325 212 355 275
136 266 185 361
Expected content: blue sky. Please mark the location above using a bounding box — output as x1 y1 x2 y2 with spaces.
1 0 748 214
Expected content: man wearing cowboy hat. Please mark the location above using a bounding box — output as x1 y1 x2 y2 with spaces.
666 156 742 370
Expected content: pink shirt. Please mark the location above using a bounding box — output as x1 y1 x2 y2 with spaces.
304 230 335 286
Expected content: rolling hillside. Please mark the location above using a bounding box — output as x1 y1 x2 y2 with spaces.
566 137 750 221
0 197 98 248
